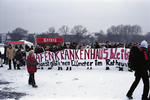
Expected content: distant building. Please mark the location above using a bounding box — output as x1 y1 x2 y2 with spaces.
0 33 7 43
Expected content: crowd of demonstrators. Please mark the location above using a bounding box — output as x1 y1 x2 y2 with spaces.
31 41 140 71
1 40 150 92
31 41 135 71
33 41 140 54
1 41 147 71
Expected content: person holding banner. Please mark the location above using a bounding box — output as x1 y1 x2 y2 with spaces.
26 50 38 88
126 40 149 100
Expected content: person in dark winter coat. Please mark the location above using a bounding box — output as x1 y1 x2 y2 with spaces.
4 46 8 65
26 50 38 88
94 42 100 49
34 45 44 54
15 48 22 70
126 40 150 100
0 51 3 67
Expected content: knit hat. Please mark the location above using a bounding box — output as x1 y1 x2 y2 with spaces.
140 40 148 48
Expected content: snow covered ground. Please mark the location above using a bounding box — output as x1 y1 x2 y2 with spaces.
0 65 144 100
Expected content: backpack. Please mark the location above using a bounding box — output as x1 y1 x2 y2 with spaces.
128 46 140 71
128 46 149 71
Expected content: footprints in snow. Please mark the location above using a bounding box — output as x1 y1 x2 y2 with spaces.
72 78 79 81
55 77 79 85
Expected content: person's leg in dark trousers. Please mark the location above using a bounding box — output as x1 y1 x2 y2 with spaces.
29 73 37 87
13 59 16 69
8 59 12 70
141 75 149 99
17 64 20 70
16 60 20 70
31 74 36 86
29 74 35 85
28 74 32 85
6 57 8 65
127 76 141 97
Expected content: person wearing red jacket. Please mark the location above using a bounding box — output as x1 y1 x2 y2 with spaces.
26 50 38 88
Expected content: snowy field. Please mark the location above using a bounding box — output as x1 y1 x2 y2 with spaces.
0 65 144 100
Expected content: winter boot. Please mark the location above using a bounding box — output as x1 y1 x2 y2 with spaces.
126 94 133 99
17 66 21 70
28 82 32 85
142 97 149 100
48 67 52 70
32 85 38 88
17 68 21 70
66 67 69 70
128 69 133 72
119 67 123 71
70 67 72 70
106 67 110 70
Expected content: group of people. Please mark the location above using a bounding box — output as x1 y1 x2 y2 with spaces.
4 45 26 70
2 44 38 88
1 40 150 94
33 40 150 99
34 41 136 55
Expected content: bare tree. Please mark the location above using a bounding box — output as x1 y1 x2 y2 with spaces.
48 27 55 33
106 25 143 42
71 25 88 36
94 30 106 42
131 25 142 35
59 25 69 35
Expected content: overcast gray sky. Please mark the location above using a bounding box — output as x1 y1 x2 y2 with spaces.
0 0 150 34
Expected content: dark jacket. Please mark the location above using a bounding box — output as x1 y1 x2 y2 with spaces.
35 47 44 54
15 50 22 60
129 46 150 76
137 47 150 73
26 55 38 74
0 52 2 59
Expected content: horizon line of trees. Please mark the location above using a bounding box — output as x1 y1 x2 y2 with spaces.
5 24 150 44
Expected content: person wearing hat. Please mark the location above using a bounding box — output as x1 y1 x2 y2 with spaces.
126 40 149 100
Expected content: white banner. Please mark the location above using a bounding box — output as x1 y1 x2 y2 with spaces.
36 48 130 69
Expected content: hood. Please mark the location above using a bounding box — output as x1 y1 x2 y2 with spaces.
140 40 148 48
